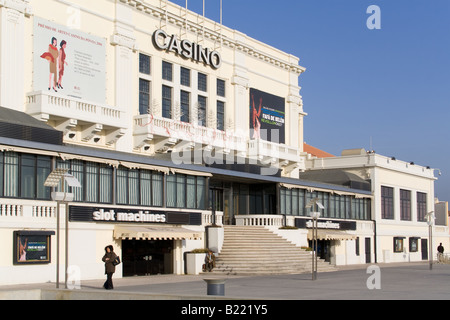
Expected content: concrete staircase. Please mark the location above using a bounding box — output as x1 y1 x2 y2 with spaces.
209 225 337 276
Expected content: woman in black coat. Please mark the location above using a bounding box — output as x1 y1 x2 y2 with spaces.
102 245 118 290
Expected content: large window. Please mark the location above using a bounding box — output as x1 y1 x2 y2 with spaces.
139 79 151 115
180 90 190 123
162 85 172 119
198 72 207 92
0 152 52 200
180 67 191 87
417 192 427 222
139 53 151 75
217 79 225 97
280 188 305 216
400 189 411 221
166 174 206 209
116 167 163 207
162 61 173 81
198 96 207 126
381 186 394 219
217 101 225 131
280 187 370 220
56 159 113 204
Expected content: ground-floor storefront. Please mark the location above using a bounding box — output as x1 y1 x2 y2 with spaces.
0 139 448 286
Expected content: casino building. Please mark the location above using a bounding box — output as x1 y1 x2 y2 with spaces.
0 0 444 285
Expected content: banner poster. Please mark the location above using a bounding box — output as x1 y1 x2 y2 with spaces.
13 232 51 264
249 88 285 144
33 17 106 104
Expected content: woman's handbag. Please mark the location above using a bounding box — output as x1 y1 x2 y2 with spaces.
112 256 121 266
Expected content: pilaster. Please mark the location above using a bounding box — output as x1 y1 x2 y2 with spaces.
0 0 31 111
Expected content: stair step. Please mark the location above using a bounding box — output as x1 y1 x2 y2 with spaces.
212 226 337 276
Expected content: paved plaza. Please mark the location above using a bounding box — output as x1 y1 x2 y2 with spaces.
1 262 449 300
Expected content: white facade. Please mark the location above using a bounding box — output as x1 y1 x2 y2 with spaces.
0 0 309 285
0 0 443 286
14 0 306 174
305 150 448 264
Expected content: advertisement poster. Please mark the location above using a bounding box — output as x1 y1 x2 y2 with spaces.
14 232 52 264
249 88 285 144
33 17 106 104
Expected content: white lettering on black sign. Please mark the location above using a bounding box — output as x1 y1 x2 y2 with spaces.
93 209 166 223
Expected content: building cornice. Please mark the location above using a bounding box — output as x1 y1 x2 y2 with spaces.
120 0 305 75
0 0 32 16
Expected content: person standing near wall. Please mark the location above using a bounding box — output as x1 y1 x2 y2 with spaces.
102 245 118 290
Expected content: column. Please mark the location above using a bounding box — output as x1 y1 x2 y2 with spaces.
110 1 138 152
0 0 32 111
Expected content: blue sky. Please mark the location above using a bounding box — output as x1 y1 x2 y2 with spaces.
170 0 450 200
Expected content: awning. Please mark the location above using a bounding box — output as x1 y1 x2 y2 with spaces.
114 225 202 240
307 229 357 241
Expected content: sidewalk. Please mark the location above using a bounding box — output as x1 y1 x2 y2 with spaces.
1 262 449 300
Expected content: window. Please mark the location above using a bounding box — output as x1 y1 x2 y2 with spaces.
180 67 191 87
394 237 405 253
162 61 173 81
409 238 419 252
21 155 36 199
280 187 306 216
166 174 205 209
198 73 207 92
116 167 163 207
400 189 411 221
217 79 225 97
180 90 190 123
381 186 394 219
417 192 427 222
139 53 151 75
85 162 99 203
4 152 19 197
0 152 52 200
217 101 225 131
162 85 172 119
139 79 151 115
56 159 113 204
198 96 207 126
355 237 360 256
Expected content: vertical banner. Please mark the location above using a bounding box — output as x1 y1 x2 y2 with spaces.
33 17 106 104
249 88 285 143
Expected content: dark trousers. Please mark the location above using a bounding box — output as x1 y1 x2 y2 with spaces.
104 272 114 289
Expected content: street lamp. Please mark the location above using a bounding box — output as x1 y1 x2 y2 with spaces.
306 198 324 281
44 168 81 289
425 211 435 271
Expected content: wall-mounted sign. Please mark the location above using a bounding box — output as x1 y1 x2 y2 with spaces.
69 206 202 226
93 208 167 223
13 231 55 265
33 17 106 103
295 218 357 231
249 88 285 144
152 29 222 69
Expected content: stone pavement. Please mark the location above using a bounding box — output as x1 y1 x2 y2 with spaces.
1 262 450 300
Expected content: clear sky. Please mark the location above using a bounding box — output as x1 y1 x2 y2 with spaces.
170 0 450 201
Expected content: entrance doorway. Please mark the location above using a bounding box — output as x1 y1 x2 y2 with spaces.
365 238 371 263
122 239 173 277
309 239 331 262
421 239 428 260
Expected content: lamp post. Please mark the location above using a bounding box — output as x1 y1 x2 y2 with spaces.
425 211 435 271
44 168 81 289
306 198 324 281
